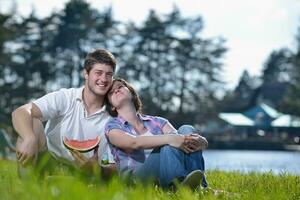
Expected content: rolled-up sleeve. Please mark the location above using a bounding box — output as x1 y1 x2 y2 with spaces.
33 89 70 121
105 119 124 141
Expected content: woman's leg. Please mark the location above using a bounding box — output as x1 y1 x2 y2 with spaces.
134 146 187 188
134 148 161 184
178 125 208 187
135 125 208 188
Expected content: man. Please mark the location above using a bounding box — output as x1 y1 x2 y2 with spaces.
12 48 116 176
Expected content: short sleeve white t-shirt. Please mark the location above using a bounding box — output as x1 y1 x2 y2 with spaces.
33 87 114 165
140 130 154 159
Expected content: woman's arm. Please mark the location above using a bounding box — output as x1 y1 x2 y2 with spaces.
162 122 208 151
107 129 186 151
161 121 178 134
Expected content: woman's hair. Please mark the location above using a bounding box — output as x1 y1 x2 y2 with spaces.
105 78 143 117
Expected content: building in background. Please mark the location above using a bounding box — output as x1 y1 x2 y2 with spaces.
204 102 300 150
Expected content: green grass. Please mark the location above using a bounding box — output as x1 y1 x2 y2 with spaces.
0 159 299 200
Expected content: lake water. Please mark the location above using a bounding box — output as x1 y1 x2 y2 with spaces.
203 150 300 175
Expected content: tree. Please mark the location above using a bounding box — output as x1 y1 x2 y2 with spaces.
50 0 118 88
117 8 227 126
261 48 293 84
3 13 55 109
0 11 58 125
281 26 300 116
0 13 15 124
234 70 256 99
221 70 259 112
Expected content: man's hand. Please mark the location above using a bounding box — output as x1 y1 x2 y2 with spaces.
70 150 99 173
184 134 208 152
16 135 38 166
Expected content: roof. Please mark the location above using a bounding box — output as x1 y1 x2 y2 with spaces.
260 103 282 118
271 115 300 127
219 113 254 126
244 103 281 120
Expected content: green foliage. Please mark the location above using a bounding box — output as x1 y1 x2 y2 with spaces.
280 53 300 116
261 48 293 84
50 0 118 87
117 8 227 127
0 2 227 129
226 70 257 111
280 26 300 116
0 159 299 200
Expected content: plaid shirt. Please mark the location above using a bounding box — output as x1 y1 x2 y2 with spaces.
105 114 168 175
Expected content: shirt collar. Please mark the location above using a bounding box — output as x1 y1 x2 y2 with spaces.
76 86 107 115
116 113 151 125
75 86 85 101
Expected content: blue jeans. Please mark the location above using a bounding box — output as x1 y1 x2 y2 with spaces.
134 125 208 188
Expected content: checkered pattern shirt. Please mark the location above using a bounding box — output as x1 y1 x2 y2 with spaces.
105 114 168 175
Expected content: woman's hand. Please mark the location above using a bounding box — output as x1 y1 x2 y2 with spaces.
167 133 208 153
167 134 196 153
184 134 208 152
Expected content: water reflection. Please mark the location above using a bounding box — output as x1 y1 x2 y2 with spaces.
203 150 300 175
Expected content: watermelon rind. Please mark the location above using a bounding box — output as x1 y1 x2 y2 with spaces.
63 136 101 153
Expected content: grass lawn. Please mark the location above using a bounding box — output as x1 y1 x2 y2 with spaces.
0 159 299 200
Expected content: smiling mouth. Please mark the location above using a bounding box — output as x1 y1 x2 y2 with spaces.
96 83 107 88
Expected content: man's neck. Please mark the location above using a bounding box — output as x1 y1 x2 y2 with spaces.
82 87 105 116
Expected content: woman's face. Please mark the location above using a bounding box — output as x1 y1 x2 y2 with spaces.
108 81 132 108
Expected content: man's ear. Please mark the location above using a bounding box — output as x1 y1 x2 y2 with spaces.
83 69 88 80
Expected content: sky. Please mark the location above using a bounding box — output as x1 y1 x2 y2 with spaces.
1 0 300 89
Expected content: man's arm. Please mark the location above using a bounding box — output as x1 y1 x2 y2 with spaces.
12 103 43 165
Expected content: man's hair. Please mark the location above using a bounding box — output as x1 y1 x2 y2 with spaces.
84 48 116 73
105 78 143 117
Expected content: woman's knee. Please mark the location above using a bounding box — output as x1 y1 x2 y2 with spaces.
160 145 183 156
177 125 196 135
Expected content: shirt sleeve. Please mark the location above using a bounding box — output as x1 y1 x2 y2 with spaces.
153 116 169 129
33 89 71 121
104 118 124 140
104 119 123 163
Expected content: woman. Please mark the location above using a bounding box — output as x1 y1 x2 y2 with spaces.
104 78 208 189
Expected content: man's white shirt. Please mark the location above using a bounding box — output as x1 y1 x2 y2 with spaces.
33 87 114 165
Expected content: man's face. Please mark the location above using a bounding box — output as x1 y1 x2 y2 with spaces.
84 63 114 97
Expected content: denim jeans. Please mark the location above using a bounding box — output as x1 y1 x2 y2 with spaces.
134 125 208 188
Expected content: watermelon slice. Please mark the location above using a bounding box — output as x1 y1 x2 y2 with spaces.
63 136 101 153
